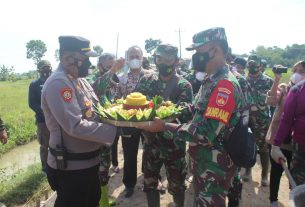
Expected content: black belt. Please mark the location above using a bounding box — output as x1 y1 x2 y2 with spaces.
49 148 101 161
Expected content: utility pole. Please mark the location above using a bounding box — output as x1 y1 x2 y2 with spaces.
175 28 185 58
116 33 119 59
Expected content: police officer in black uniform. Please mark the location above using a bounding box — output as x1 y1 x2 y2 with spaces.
29 60 52 172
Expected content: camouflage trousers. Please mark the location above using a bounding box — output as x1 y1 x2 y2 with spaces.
142 132 187 195
227 169 242 203
249 114 270 153
99 146 111 186
291 142 305 185
188 144 237 207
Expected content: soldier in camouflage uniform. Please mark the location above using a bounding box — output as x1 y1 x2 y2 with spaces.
243 55 273 186
227 58 252 207
184 69 205 96
136 44 193 207
92 53 122 206
260 59 267 73
93 53 120 105
0 116 8 145
139 28 247 207
232 57 247 76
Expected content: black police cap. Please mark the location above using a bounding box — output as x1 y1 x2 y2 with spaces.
58 36 97 57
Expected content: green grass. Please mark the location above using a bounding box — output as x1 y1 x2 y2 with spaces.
0 80 37 154
264 67 292 83
0 164 49 207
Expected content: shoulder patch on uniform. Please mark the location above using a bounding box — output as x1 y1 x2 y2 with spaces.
60 87 73 102
204 79 235 124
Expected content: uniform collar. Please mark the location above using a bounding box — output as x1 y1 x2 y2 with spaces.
58 63 76 80
207 66 228 82
128 68 143 77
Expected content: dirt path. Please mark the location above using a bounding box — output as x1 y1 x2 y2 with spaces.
107 140 290 207
43 139 291 207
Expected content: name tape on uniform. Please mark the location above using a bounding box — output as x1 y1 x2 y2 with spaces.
204 80 235 124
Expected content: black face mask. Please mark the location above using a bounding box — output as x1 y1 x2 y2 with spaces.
248 64 259 74
157 64 175 77
78 58 91 78
192 50 214 72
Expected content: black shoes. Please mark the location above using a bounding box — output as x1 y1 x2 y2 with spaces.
124 187 134 198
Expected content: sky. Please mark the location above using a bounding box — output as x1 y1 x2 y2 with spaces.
0 0 304 73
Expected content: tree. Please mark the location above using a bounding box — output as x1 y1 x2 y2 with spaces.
0 65 14 81
145 38 162 54
93 45 103 56
54 49 60 62
24 70 38 79
26 40 47 65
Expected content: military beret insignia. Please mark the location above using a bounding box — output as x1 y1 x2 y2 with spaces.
204 80 235 124
60 87 73 102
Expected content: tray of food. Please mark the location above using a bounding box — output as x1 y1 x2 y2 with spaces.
96 92 182 127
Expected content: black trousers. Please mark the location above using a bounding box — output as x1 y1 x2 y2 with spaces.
46 165 100 207
121 127 141 188
111 135 120 166
269 147 292 202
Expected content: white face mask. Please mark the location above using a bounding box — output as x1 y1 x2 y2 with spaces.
231 66 237 73
128 59 142 70
290 73 305 84
195 71 205 81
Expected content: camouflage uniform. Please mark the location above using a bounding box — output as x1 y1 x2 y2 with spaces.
168 67 245 206
232 71 251 103
246 58 273 186
227 70 251 206
92 73 120 186
184 70 203 95
86 71 99 86
93 73 120 105
290 140 305 186
246 73 273 153
137 45 193 206
163 28 247 207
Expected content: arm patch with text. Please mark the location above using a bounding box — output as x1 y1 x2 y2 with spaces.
204 80 235 124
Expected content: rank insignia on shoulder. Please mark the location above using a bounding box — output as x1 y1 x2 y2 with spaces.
204 80 235 124
60 87 73 102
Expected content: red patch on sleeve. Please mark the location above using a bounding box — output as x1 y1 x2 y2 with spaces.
60 87 73 102
204 80 235 124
